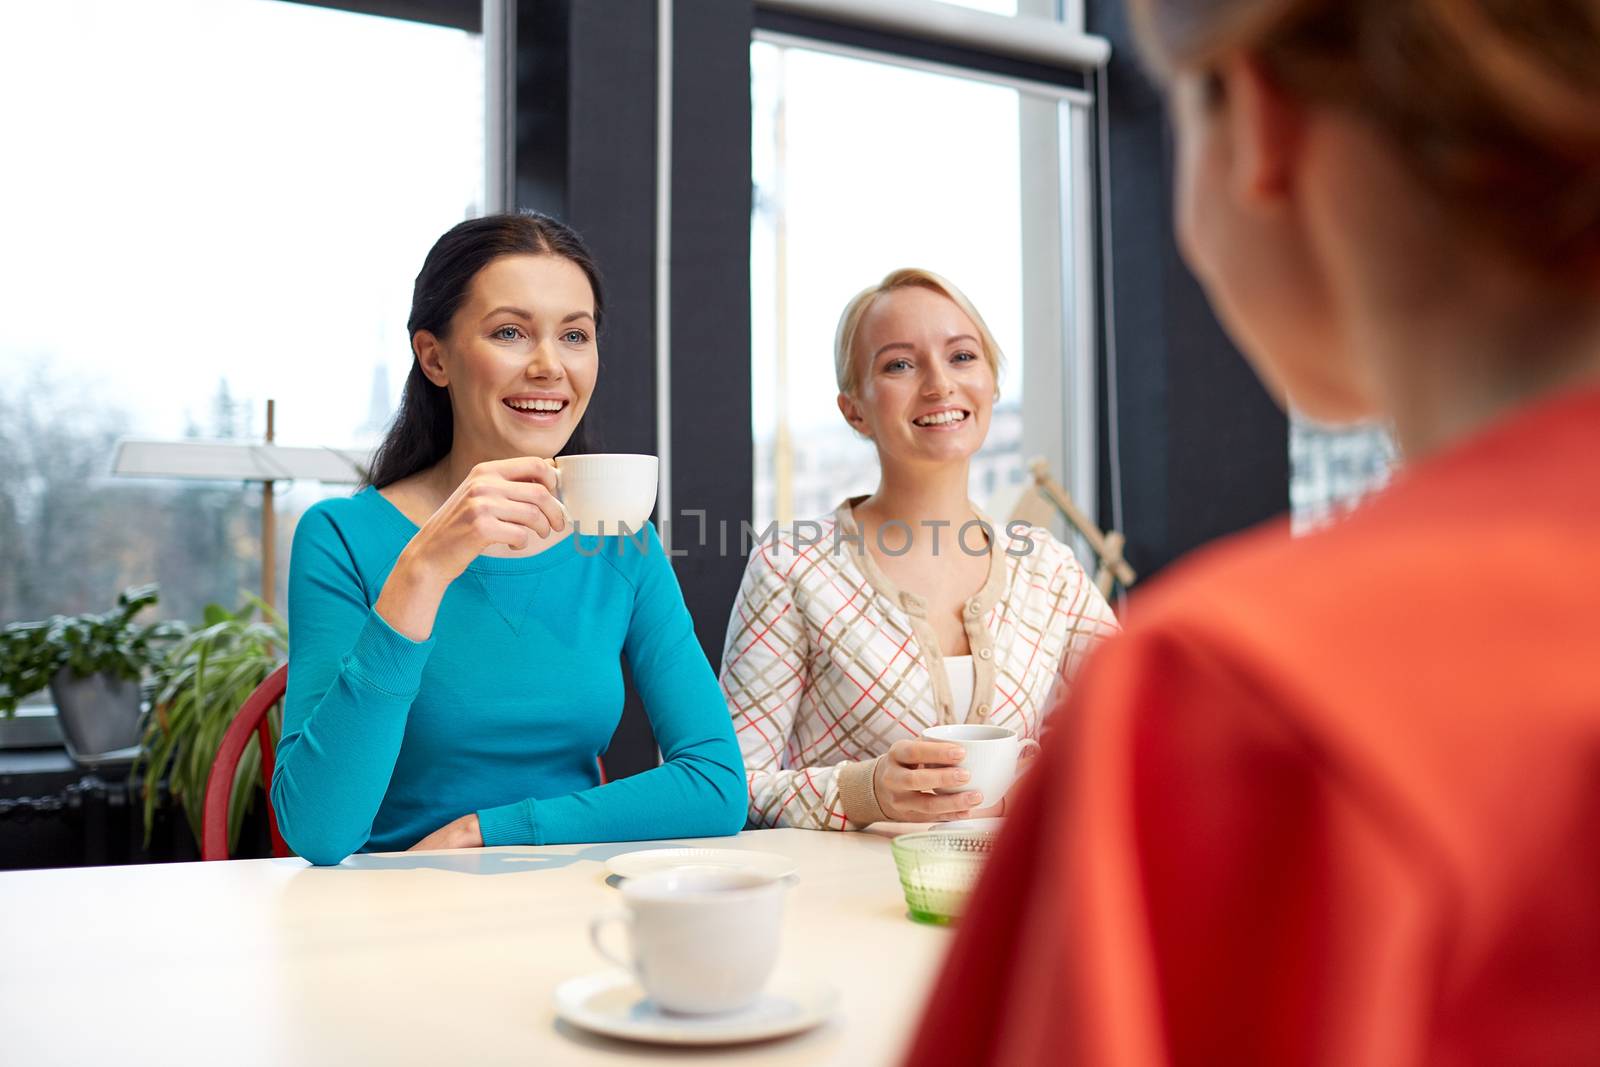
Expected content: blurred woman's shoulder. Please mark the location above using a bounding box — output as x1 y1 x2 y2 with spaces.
1124 386 1600 696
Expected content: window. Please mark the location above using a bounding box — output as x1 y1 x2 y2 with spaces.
939 0 1021 12
0 0 482 627
1289 417 1398 534
934 1 1077 21
749 36 1097 534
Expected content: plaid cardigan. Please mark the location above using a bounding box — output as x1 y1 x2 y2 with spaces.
719 499 1120 830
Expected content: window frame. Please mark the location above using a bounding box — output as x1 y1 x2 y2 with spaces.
747 8 1107 546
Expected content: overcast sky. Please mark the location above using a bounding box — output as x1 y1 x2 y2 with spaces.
0 0 482 447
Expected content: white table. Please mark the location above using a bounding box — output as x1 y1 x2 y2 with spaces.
0 828 951 1065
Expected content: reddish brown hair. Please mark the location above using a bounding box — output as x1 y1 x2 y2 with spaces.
1129 0 1600 281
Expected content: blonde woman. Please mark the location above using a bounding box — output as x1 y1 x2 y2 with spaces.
720 269 1119 830
909 0 1600 1061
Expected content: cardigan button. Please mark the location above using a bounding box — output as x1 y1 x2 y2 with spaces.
976 703 990 718
967 600 982 616
978 648 993 661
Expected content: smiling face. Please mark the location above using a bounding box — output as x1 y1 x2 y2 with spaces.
413 253 598 462
838 285 997 470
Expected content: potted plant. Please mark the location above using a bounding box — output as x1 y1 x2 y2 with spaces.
135 598 287 853
0 584 185 757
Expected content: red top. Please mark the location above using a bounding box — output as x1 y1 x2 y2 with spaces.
904 387 1600 1066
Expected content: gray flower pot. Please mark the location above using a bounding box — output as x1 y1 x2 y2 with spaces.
48 668 144 758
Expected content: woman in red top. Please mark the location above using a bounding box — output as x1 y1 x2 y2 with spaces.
906 1 1600 1064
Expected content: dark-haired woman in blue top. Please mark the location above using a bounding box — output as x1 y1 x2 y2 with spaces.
272 213 746 865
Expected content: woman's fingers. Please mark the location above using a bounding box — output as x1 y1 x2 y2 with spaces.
486 518 538 551
876 740 980 821
913 790 985 817
893 765 971 793
487 502 552 546
888 739 965 769
527 492 568 533
509 500 555 540
475 455 560 492
461 478 565 541
483 477 568 532
489 475 561 507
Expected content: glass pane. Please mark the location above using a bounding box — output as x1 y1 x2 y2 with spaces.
1288 416 1399 534
937 1 1072 19
0 0 482 626
938 0 1021 13
752 41 1051 529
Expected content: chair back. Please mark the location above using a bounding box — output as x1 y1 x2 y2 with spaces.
201 663 290 861
200 662 614 859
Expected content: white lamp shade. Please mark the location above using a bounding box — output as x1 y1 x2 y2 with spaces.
109 439 373 484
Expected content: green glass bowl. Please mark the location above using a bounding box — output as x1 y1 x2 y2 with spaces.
890 829 998 925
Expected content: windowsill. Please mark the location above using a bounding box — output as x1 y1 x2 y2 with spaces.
0 703 66 750
0 745 76 777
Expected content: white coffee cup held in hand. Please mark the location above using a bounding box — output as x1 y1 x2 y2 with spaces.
589 869 788 1015
920 724 1040 807
553 453 658 533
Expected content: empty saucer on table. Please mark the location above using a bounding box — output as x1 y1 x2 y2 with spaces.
554 971 837 1046
604 848 798 882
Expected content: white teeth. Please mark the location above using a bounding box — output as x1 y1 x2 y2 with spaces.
914 410 969 427
506 399 566 413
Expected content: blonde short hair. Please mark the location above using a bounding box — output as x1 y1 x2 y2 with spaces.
833 268 1006 398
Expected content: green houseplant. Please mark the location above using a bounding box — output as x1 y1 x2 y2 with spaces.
135 598 287 853
0 585 185 754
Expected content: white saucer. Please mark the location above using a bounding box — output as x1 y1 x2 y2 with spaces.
604 847 798 882
554 970 837 1046
938 817 1004 833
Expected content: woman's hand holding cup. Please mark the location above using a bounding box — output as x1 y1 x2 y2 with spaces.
921 724 1038 819
378 456 566 640
871 739 985 822
407 456 567 576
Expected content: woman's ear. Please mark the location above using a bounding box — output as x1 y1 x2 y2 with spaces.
1219 52 1303 213
837 392 871 437
413 330 450 388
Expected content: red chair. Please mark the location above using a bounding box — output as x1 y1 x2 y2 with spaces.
202 663 290 860
201 662 614 860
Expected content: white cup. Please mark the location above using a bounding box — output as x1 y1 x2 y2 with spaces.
589 869 787 1015
921 723 1040 807
553 453 659 533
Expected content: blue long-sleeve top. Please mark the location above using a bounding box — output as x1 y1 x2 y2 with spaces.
272 486 747 865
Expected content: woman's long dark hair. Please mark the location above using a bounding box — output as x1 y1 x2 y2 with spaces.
364 211 603 489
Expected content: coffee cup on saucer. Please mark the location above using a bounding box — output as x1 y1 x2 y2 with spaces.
921 723 1039 807
554 453 658 533
589 868 787 1015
